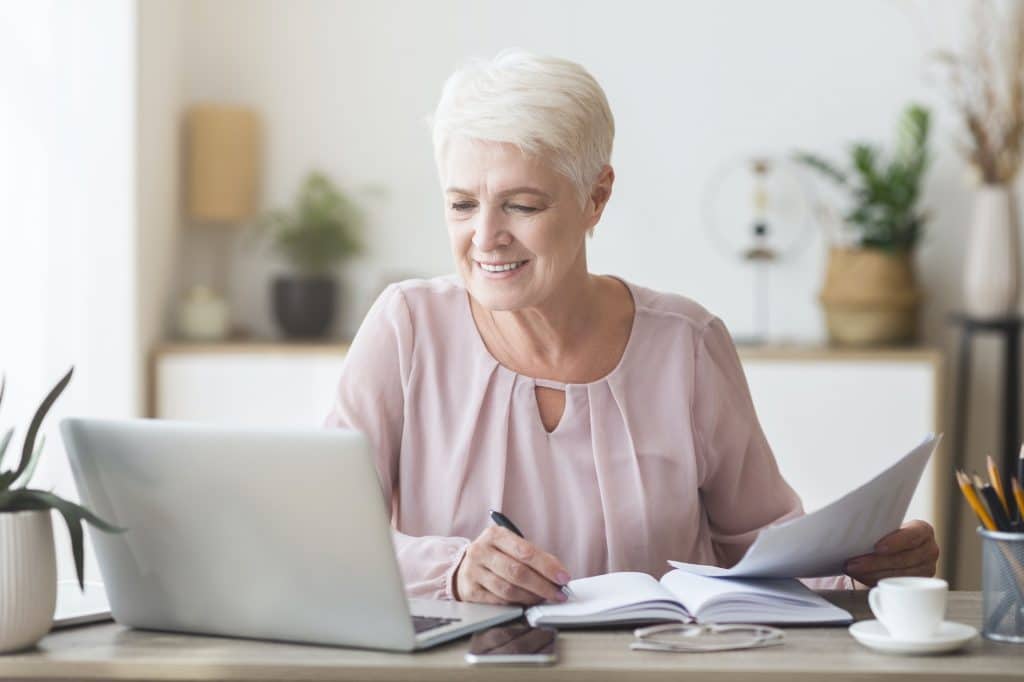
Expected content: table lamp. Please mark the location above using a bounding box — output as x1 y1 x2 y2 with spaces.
179 104 261 341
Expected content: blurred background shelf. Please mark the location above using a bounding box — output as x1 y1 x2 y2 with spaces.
151 342 349 428
155 341 350 355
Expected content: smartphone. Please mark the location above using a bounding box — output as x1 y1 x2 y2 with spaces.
464 623 558 665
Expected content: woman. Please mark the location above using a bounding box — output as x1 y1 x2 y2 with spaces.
326 49 939 605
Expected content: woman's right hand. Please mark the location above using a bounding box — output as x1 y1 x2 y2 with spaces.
453 526 571 605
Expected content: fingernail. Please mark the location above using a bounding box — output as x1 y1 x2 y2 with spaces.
554 591 568 602
556 571 570 585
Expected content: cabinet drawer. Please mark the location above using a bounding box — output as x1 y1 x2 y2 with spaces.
155 351 346 427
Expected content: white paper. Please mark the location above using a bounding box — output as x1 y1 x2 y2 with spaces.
670 434 940 579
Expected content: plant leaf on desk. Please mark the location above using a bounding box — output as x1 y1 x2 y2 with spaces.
10 435 44 490
0 427 13 473
2 488 125 590
8 367 72 487
0 366 125 590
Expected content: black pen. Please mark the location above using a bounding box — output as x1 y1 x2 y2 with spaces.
489 509 575 600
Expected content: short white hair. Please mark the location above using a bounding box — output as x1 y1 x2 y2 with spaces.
432 49 615 208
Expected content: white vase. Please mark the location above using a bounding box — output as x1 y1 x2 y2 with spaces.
0 510 57 654
963 185 1021 318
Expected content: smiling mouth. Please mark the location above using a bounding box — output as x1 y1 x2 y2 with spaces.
476 260 529 273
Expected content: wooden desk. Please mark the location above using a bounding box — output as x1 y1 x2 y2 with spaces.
1 592 1019 681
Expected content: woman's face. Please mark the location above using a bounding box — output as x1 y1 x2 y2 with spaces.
441 137 605 311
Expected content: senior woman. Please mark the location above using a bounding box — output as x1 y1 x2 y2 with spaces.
325 50 939 606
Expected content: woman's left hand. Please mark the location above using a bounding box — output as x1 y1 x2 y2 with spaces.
843 520 940 587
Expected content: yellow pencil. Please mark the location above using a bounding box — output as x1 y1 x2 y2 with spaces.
1012 476 1024 523
986 454 1011 517
957 470 996 531
974 472 1012 530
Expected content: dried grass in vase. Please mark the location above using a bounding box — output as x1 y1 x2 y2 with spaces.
932 0 1024 184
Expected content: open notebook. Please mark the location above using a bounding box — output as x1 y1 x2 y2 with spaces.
525 570 852 627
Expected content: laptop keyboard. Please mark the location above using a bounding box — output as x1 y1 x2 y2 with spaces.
412 615 461 634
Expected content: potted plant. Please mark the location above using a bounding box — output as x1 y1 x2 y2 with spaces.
0 368 121 653
932 2 1024 318
259 171 365 338
795 104 932 346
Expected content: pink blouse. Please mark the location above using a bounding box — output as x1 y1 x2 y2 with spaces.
324 275 852 599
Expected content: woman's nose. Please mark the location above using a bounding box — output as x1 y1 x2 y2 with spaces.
471 208 512 252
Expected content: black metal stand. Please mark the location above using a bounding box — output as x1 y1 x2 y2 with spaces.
945 314 1024 584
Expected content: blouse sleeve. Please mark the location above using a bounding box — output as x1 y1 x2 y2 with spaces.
692 317 855 590
324 284 470 600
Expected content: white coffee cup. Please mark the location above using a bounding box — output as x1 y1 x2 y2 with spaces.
868 577 948 640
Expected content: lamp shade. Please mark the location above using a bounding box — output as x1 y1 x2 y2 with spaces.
185 105 261 223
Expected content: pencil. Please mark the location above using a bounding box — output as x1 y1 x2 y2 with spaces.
957 471 996 531
974 473 1012 531
1019 444 1024 502
1012 477 1024 526
986 454 1011 518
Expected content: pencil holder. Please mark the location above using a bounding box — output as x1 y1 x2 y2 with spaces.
978 527 1024 643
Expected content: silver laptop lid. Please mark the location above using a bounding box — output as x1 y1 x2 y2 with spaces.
60 418 419 651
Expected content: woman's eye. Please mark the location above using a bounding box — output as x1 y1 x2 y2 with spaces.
450 202 475 211
508 204 539 213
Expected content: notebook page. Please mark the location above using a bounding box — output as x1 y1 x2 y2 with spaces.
525 571 681 623
659 570 852 624
662 570 822 612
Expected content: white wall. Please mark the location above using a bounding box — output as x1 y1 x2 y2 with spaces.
1 0 140 586
178 0 963 341
1 0 189 601
137 0 184 403
162 0 1016 587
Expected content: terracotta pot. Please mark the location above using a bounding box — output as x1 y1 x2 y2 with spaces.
819 246 921 346
0 510 56 653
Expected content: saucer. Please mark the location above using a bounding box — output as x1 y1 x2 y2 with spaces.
848 620 978 655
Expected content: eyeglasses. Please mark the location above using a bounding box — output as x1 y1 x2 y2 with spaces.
630 622 785 653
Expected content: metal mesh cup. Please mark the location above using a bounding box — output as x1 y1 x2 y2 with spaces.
978 527 1024 643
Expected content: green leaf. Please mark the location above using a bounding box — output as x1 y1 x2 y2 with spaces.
47 499 85 591
2 488 126 590
0 469 15 494
850 143 880 187
806 104 932 251
895 104 930 167
19 489 124 533
10 367 73 486
0 427 13 473
10 435 44 490
0 374 8 487
258 172 366 274
793 152 849 186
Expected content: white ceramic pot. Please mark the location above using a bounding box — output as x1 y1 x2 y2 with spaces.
963 185 1021 318
0 510 57 654
177 285 229 341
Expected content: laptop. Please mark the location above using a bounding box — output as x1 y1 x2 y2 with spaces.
59 418 521 651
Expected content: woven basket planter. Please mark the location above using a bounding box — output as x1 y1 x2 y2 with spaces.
820 247 921 346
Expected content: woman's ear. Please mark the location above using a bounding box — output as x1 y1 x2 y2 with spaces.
589 165 615 223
